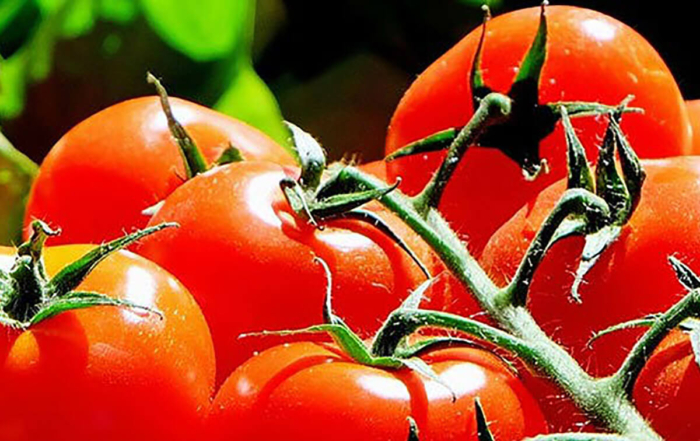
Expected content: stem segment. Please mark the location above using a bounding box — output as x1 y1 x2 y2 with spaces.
412 93 511 214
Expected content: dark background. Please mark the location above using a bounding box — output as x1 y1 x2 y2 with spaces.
2 0 696 162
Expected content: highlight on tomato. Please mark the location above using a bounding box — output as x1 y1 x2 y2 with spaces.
24 77 294 246
136 159 454 384
385 5 691 256
207 340 547 441
0 222 215 441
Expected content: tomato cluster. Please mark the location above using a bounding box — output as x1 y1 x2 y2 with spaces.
4 4 700 441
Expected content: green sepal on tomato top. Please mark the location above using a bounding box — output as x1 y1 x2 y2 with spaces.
0 220 173 329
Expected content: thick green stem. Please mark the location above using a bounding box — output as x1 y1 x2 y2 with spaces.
335 165 661 441
412 93 511 214
612 287 700 396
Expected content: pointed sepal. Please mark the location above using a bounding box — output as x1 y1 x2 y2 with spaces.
46 223 178 297
385 128 459 162
570 225 621 302
147 73 209 178
560 106 594 192
286 121 326 192
470 5 493 110
512 1 548 88
407 417 420 441
669 255 700 291
29 291 162 327
475 398 496 441
215 143 245 166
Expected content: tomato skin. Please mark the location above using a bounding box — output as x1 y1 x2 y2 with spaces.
633 331 700 441
136 160 451 384
207 341 547 441
386 6 690 256
686 100 700 155
479 157 700 430
24 96 294 245
0 245 215 441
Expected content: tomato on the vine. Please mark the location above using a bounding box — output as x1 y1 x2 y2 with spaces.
136 160 456 384
479 157 700 429
633 330 700 441
207 341 547 441
386 6 690 255
0 244 215 441
24 96 294 245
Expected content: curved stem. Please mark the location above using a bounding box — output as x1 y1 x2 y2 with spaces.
412 93 511 214
502 189 608 306
612 286 700 396
333 165 661 441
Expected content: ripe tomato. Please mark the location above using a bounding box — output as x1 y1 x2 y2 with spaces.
386 6 690 255
482 157 700 374
686 100 700 154
0 245 215 441
479 157 700 428
136 160 461 384
24 96 294 245
207 341 547 441
633 330 700 441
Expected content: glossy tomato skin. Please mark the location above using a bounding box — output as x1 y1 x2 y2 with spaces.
686 100 700 155
136 160 460 385
24 96 294 245
207 341 548 441
0 246 215 441
386 6 691 256
633 331 700 441
480 157 700 429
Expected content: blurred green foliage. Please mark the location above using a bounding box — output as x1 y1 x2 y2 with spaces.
0 0 288 146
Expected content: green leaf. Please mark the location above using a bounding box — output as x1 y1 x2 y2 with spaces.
58 0 95 38
98 0 137 23
0 130 38 244
214 65 290 148
140 0 250 61
0 0 26 34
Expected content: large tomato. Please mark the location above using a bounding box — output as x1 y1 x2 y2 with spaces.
0 245 215 441
633 330 700 441
482 157 700 374
386 6 690 255
480 157 700 428
207 341 548 441
24 96 294 245
135 160 459 384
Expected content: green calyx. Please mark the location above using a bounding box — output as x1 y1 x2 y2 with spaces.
389 2 642 180
0 220 174 329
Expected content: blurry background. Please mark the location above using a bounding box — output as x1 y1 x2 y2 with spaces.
1 0 697 163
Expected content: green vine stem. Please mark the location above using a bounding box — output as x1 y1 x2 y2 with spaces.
610 257 700 396
329 165 662 440
412 92 512 215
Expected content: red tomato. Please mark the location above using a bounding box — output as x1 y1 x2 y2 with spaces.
386 6 690 255
686 99 700 155
0 245 215 441
24 96 294 245
480 157 700 429
633 331 700 441
136 160 453 384
207 341 547 441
